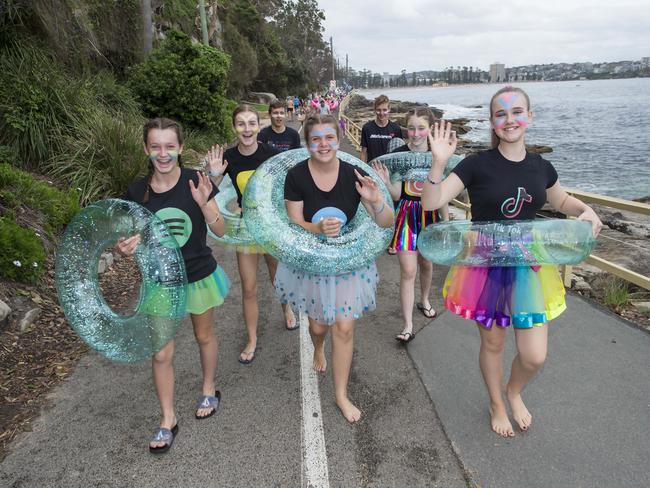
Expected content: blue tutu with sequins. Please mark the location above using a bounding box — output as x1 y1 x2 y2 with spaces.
274 262 378 325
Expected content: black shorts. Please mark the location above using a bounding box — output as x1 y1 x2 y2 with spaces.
287 107 294 112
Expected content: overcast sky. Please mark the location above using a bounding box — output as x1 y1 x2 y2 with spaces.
317 0 650 74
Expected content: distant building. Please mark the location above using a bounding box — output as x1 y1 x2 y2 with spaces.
382 72 390 87
641 57 650 68
490 63 506 83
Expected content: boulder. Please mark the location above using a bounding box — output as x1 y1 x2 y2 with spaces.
19 307 41 333
0 298 11 324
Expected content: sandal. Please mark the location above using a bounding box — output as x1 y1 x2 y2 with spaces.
395 331 415 343
416 302 437 319
238 348 256 365
195 390 221 419
149 424 178 454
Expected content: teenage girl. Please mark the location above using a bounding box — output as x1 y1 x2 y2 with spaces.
373 107 450 343
421 87 602 437
120 117 230 453
274 114 394 422
205 104 296 365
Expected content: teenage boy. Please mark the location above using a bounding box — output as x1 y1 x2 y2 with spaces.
258 99 302 152
360 94 403 162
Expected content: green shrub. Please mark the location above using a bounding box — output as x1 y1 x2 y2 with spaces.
127 30 233 141
0 163 79 233
0 40 74 166
0 217 46 283
0 40 145 170
47 107 147 205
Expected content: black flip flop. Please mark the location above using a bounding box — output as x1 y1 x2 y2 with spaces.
416 302 437 319
395 331 415 343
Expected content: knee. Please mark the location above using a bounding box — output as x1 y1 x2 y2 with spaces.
194 327 215 346
332 322 354 343
519 349 547 371
481 334 506 355
241 283 258 301
400 265 417 281
153 342 174 364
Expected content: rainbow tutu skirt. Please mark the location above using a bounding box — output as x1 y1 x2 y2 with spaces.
443 264 566 329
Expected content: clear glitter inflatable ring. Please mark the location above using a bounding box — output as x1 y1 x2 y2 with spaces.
242 149 393 275
417 219 596 267
55 199 188 362
206 174 259 249
371 151 464 182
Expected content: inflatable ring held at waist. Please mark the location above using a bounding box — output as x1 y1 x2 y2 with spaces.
207 174 258 248
372 151 464 182
242 149 393 275
417 218 596 267
55 199 187 362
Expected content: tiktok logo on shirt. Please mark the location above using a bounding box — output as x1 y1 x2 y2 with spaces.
500 187 532 219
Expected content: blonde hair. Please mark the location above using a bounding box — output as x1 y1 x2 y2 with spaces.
489 86 531 149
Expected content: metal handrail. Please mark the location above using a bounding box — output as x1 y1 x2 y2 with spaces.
338 93 650 290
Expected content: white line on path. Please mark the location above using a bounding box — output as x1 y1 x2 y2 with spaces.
299 312 330 488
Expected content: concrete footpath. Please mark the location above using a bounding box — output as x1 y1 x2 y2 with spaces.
1 120 648 487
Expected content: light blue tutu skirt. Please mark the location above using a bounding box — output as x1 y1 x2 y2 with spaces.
274 262 378 325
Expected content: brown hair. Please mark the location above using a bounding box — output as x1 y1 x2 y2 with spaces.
268 99 285 114
489 86 531 149
303 114 340 145
374 94 390 109
232 103 260 125
142 117 184 204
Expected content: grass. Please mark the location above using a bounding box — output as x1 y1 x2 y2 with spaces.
603 277 630 310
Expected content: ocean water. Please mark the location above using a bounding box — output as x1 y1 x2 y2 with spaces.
360 78 650 200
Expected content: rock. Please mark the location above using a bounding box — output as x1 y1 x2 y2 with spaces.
247 92 277 104
0 299 11 323
98 257 107 274
571 276 592 292
101 252 114 268
19 307 41 333
631 301 650 313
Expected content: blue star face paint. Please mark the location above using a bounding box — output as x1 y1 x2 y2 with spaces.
308 126 339 152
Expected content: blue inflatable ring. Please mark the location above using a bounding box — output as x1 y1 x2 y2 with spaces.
242 149 393 275
55 199 187 362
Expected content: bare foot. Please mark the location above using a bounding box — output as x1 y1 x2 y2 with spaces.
336 397 362 423
284 307 297 330
489 403 515 438
507 387 532 431
312 345 327 373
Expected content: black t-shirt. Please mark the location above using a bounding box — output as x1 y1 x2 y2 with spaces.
451 149 558 222
125 168 219 283
258 126 301 152
224 143 280 206
361 120 403 162
390 144 426 201
284 159 368 224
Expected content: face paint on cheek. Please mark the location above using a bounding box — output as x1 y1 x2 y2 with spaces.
148 151 159 162
492 116 507 130
515 115 529 127
168 150 178 161
309 142 319 152
330 140 339 150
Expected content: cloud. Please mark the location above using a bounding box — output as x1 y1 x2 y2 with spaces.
318 0 650 73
